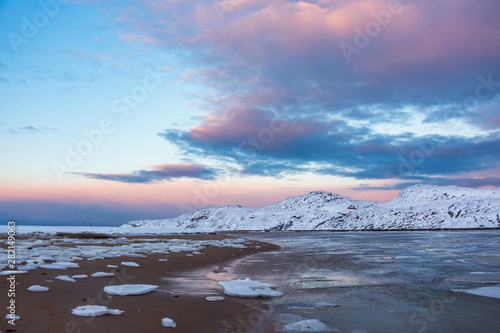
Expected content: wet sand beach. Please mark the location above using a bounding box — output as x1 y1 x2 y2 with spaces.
0 233 280 333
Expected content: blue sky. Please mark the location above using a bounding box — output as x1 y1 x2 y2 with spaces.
1 0 499 225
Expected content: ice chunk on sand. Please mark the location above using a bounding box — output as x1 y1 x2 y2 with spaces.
41 262 79 269
27 285 49 292
162 317 176 328
5 315 20 320
121 261 140 267
464 285 500 299
91 272 115 277
206 296 225 301
0 270 28 275
55 275 76 282
284 319 333 332
72 274 88 279
218 278 283 298
71 305 124 317
104 284 159 296
107 265 119 268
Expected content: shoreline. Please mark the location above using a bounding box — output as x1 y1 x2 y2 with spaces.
0 233 280 332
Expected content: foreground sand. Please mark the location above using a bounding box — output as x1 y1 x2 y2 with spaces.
1 233 280 333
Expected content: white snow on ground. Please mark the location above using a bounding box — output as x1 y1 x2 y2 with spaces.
107 265 119 268
55 275 76 282
206 296 225 301
464 285 500 299
161 317 176 328
72 274 88 279
122 185 500 231
27 285 49 292
71 305 124 317
218 278 283 298
91 272 115 277
284 319 333 332
121 261 140 267
104 284 159 296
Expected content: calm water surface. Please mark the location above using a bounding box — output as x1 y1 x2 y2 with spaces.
226 230 500 333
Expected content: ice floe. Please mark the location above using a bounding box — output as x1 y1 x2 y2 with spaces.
71 274 88 279
121 261 140 267
463 285 500 300
284 319 333 332
41 262 79 270
27 285 49 292
218 278 283 298
315 302 338 307
104 284 159 296
91 272 115 277
206 296 225 301
55 275 76 282
0 270 28 275
162 317 176 328
71 305 124 317
0 233 253 279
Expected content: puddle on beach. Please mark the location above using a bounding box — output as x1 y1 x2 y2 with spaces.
159 267 235 295
291 271 401 289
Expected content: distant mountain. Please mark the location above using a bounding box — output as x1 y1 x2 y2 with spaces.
122 185 500 231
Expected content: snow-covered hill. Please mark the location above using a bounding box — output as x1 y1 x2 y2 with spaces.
122 185 500 231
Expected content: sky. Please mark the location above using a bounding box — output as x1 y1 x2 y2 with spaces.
1 0 499 226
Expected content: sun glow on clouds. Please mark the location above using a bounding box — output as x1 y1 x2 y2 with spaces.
1 0 500 224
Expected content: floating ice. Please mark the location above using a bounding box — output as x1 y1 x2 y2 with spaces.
91 272 115 277
27 285 49 292
71 305 124 317
162 317 176 328
72 274 88 279
206 296 225 301
121 262 140 267
464 285 500 300
104 284 159 296
315 302 338 307
218 278 283 298
55 275 76 282
284 319 333 332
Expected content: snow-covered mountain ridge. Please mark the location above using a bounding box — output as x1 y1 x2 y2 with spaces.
122 185 500 231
